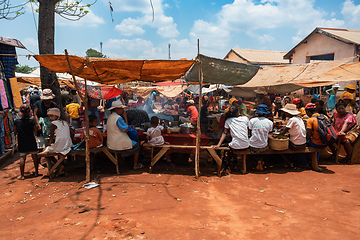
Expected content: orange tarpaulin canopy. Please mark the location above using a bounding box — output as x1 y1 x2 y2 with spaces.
33 55 195 84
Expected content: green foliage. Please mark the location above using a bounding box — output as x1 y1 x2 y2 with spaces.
15 65 36 74
85 48 106 58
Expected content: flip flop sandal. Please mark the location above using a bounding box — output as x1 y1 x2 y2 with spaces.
133 163 144 170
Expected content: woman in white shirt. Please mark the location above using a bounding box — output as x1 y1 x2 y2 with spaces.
213 106 249 173
277 104 308 168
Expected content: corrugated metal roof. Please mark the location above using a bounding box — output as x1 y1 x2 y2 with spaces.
284 27 360 59
0 36 26 48
231 49 289 64
319 28 360 45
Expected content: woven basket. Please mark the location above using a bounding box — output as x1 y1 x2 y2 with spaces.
268 135 289 151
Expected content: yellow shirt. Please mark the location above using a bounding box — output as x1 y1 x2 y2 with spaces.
65 103 80 119
297 107 306 116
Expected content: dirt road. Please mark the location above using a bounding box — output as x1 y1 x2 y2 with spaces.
1 154 360 239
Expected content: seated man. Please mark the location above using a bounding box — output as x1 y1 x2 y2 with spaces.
305 103 328 162
249 105 273 171
106 100 143 170
180 99 198 124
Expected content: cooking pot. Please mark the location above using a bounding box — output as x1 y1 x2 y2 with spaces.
180 123 194 134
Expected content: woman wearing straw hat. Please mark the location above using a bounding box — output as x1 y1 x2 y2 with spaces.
106 100 143 170
276 104 309 168
33 89 57 139
340 84 356 101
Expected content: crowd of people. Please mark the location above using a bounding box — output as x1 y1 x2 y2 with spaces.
13 83 360 179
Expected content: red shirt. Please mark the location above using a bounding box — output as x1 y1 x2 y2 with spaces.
187 105 198 122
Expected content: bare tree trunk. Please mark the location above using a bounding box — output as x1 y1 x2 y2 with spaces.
38 0 62 107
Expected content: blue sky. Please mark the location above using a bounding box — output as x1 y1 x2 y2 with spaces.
1 0 360 67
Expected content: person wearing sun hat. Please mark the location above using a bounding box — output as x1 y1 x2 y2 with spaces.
106 100 143 170
340 84 356 103
33 89 57 139
249 104 273 171
277 104 309 168
342 94 355 113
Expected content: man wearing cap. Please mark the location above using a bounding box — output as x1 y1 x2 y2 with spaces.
249 104 273 170
33 89 57 138
225 97 247 116
106 100 142 170
180 99 198 124
305 103 328 164
326 84 340 110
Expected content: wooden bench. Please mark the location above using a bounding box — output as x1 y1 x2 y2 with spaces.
38 146 118 179
143 143 323 176
142 143 228 176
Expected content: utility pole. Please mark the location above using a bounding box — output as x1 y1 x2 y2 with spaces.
100 42 103 54
168 43 171 60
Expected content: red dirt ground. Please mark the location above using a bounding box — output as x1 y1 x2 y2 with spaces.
1 152 360 240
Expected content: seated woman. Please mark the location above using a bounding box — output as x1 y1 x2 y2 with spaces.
106 100 143 170
213 106 249 173
329 102 360 163
39 108 74 175
277 104 308 168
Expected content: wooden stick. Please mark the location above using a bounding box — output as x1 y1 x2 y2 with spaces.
64 49 90 182
194 39 203 179
64 49 85 102
84 77 91 182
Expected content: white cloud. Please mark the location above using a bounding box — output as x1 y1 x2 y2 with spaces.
115 18 145 36
341 0 360 29
190 20 230 49
104 38 153 52
188 0 346 53
157 24 179 38
245 31 275 44
110 0 179 38
56 10 105 27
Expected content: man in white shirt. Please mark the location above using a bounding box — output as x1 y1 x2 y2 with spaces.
249 104 273 170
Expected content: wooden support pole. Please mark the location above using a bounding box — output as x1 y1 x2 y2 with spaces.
195 39 203 178
64 49 91 182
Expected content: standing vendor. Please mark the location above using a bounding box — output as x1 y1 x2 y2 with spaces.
326 83 340 110
180 99 198 124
